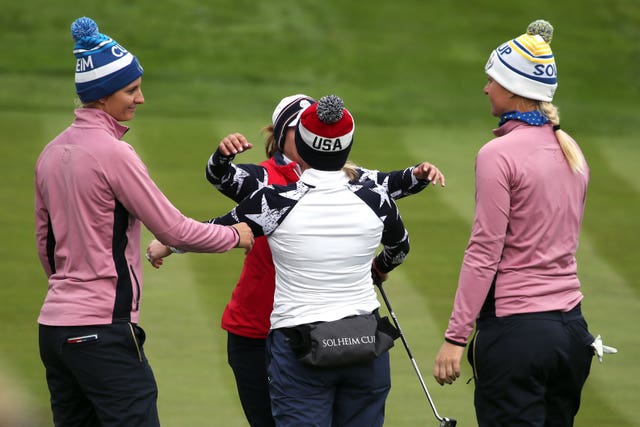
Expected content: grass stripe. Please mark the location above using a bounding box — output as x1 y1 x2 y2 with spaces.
580 136 640 295
0 358 44 426
140 233 246 426
381 269 476 426
574 235 638 426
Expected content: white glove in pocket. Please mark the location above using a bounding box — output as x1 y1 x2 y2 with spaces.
591 334 618 363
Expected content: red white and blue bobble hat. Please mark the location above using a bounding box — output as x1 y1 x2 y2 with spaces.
295 95 355 171
485 19 557 102
71 17 143 103
271 94 315 151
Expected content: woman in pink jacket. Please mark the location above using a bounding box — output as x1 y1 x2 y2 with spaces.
433 20 597 427
34 17 253 427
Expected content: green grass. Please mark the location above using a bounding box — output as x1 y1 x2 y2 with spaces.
1 0 639 425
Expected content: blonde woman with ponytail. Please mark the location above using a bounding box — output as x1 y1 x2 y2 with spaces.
434 20 599 427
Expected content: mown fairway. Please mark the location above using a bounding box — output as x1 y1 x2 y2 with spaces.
1 0 638 425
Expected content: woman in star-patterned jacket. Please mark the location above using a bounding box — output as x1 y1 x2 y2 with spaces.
151 95 444 425
205 96 445 427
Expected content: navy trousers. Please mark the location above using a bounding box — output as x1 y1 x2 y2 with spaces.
39 323 160 427
267 328 391 427
227 332 275 427
471 305 593 427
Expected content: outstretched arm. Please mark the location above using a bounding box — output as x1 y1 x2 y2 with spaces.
205 133 269 203
356 161 445 201
145 222 255 268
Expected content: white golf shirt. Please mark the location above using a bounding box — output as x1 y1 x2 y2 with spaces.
211 168 410 330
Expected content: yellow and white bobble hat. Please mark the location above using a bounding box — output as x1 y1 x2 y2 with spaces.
485 20 557 102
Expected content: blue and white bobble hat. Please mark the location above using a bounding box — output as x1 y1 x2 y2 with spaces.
485 20 557 102
71 17 143 103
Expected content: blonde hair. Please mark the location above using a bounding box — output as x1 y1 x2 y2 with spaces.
538 102 586 174
260 124 278 158
343 161 359 181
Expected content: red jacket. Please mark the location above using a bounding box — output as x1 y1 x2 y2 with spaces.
220 157 299 338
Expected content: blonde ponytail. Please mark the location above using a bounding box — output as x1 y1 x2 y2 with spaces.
261 124 278 158
538 102 586 174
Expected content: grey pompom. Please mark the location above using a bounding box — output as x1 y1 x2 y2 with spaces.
316 95 344 124
527 19 554 44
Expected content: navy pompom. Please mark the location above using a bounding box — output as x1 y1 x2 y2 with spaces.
71 17 99 41
317 95 344 124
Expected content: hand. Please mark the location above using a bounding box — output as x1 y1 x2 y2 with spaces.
371 261 388 285
433 341 464 385
145 239 172 269
413 162 446 187
232 223 254 254
218 133 253 156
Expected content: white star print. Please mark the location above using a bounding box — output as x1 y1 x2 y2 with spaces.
229 166 252 196
278 182 309 201
370 184 391 208
245 194 290 235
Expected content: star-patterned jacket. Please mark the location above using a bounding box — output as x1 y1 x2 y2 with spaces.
208 167 410 330
206 149 428 337
206 149 430 204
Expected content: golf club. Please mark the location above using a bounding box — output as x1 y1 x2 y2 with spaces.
375 280 457 427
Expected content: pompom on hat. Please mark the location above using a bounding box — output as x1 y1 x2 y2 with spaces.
71 17 143 103
295 95 355 171
272 94 315 151
485 19 557 102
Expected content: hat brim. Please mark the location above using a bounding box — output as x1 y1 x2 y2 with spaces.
288 110 303 127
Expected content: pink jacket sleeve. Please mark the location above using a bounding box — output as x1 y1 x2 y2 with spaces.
445 142 509 344
107 141 239 252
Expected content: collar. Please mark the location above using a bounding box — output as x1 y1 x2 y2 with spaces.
73 108 130 139
493 119 552 137
299 168 349 188
498 110 549 127
274 151 302 176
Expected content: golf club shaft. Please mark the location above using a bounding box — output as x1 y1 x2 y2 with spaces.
377 282 457 426
377 283 445 422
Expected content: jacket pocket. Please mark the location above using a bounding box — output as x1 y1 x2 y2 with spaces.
129 265 141 311
128 323 145 362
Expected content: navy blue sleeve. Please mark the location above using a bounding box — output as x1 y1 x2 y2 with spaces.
206 181 311 237
349 180 410 273
205 149 269 203
355 165 429 200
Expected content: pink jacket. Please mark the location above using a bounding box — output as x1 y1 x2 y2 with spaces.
445 121 589 344
35 108 239 326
